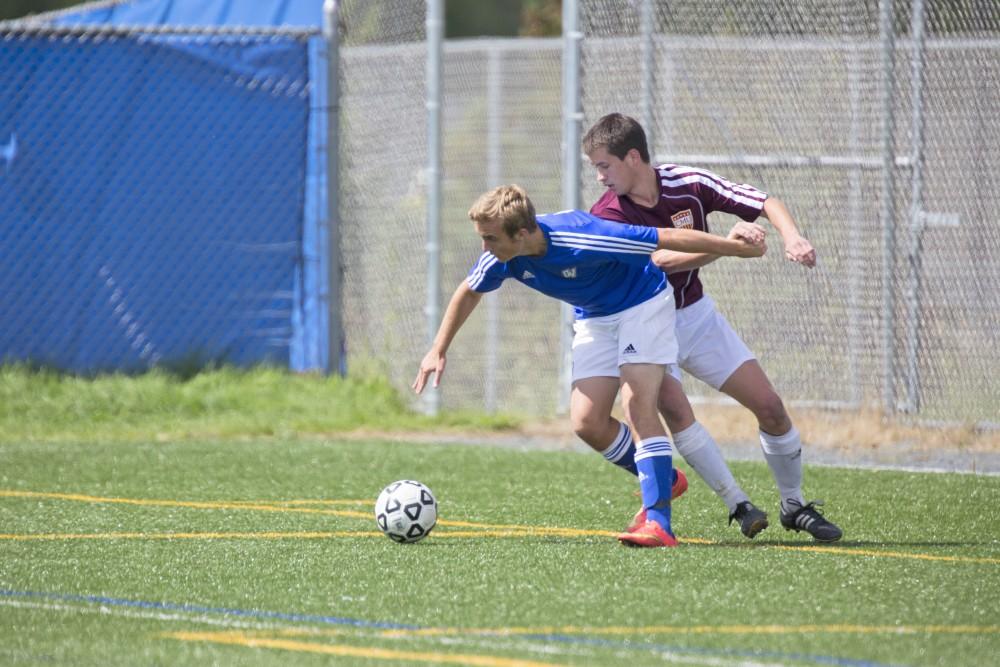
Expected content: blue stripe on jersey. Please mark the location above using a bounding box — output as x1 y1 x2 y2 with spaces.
464 209 667 319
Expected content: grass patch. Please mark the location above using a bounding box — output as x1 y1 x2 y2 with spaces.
0 365 519 443
1 438 999 666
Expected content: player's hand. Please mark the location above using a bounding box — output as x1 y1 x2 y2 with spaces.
783 233 817 268
412 349 446 394
733 236 767 258
729 221 766 246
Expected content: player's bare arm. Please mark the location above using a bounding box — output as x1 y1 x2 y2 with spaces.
656 226 765 258
760 197 816 268
652 222 767 273
412 282 484 394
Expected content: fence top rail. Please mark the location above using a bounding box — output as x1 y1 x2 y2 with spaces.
598 34 1000 51
657 153 914 170
0 19 319 39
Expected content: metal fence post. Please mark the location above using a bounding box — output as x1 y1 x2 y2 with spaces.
322 0 343 375
424 0 444 415
904 0 927 413
846 46 862 407
559 0 582 415
639 0 655 152
878 0 897 416
484 47 503 414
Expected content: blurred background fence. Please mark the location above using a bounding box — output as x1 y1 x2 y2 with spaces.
1 0 997 425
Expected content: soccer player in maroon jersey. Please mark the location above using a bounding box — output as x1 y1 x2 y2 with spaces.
580 113 842 543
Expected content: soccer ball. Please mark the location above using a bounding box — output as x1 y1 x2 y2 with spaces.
374 480 438 543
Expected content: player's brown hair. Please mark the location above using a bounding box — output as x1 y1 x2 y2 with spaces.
582 112 651 163
467 184 538 238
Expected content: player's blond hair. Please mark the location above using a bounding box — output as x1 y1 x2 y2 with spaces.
467 184 538 238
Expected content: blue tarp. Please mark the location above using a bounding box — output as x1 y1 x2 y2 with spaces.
0 0 331 372
49 0 324 28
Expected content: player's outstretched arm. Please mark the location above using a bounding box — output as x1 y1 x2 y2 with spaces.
656 226 766 258
651 222 767 273
412 282 484 394
761 197 816 268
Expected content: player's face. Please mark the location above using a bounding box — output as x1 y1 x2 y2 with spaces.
587 147 637 196
474 218 525 262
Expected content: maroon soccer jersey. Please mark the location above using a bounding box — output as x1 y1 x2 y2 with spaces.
590 164 767 309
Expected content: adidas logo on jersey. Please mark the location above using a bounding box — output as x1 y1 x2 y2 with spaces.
521 270 535 280
623 343 637 354
561 267 577 278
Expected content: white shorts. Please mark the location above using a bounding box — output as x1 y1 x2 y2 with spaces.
571 292 678 382
668 295 755 390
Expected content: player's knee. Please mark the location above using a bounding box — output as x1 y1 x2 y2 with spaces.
658 397 693 431
755 393 791 433
570 411 607 446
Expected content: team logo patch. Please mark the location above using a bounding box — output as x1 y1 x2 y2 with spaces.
561 267 577 279
670 209 695 229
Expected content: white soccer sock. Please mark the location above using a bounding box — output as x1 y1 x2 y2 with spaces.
759 426 806 510
600 421 632 464
673 421 749 512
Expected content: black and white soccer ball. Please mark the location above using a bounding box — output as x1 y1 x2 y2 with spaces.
374 480 438 544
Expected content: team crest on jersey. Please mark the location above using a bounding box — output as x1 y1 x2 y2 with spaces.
671 209 695 229
561 267 577 279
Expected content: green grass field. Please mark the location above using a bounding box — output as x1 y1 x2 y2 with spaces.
2 368 999 666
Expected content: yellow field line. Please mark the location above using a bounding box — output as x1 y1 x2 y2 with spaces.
0 489 370 520
0 489 659 540
0 490 609 535
384 623 1000 639
163 630 563 667
1 489 995 560
0 531 382 541
0 530 620 541
225 499 373 506
770 544 1000 565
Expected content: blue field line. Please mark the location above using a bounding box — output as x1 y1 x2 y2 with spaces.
0 588 419 630
0 588 906 667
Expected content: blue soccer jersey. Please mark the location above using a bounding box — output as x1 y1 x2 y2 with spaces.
465 210 667 319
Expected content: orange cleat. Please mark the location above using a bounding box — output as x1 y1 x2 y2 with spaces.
618 519 679 548
625 468 688 533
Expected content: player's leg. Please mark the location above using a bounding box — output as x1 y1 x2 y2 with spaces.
719 361 842 542
718 359 799 502
619 361 676 545
657 371 767 537
670 297 769 536
570 375 636 470
567 313 640 474
613 293 679 547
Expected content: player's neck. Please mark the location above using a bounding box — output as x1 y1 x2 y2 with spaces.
626 165 660 208
525 228 547 256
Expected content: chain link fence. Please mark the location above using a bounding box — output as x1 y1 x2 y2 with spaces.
577 0 999 425
2 1 996 425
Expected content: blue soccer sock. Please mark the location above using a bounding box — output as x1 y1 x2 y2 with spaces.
600 421 637 475
635 436 675 533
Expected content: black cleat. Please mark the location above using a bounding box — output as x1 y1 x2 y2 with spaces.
780 499 843 542
728 501 769 539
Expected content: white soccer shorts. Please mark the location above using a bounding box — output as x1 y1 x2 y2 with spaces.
571 292 677 382
668 295 755 390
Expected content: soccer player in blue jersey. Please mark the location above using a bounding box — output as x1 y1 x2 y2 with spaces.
412 184 765 548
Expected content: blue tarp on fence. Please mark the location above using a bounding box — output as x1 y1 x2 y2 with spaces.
0 0 330 372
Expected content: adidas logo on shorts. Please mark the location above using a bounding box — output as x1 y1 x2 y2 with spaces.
623 343 637 354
